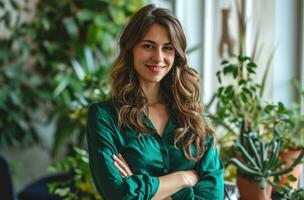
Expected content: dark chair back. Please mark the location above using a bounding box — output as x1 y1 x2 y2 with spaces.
0 155 17 200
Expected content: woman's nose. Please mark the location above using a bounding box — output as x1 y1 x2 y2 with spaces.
153 48 164 62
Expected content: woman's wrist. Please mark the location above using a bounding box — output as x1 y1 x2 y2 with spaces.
178 171 191 188
178 170 199 188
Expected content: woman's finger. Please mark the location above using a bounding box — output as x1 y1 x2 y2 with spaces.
112 154 133 176
119 153 128 165
113 161 128 177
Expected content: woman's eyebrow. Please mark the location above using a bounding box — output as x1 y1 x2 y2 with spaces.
139 40 173 45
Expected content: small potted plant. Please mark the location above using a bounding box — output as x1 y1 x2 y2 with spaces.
229 133 304 199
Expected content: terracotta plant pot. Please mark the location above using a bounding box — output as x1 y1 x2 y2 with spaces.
278 149 303 188
237 174 272 200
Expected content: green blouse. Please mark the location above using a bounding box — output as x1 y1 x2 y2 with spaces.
87 100 224 200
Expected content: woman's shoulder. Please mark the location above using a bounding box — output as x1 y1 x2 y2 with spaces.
88 99 116 119
204 133 216 149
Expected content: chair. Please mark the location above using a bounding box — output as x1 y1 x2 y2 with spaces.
0 155 17 200
18 172 73 200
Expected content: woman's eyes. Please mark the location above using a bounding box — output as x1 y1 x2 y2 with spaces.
142 44 154 49
163 46 174 51
142 44 174 51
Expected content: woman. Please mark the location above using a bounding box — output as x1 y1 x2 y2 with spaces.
87 4 224 200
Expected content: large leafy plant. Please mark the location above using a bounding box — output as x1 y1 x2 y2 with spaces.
213 55 292 145
213 55 295 184
25 0 144 155
0 0 47 147
0 0 143 153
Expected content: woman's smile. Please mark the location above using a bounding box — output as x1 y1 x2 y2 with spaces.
145 64 165 73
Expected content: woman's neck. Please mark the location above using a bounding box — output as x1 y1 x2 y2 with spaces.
140 82 163 105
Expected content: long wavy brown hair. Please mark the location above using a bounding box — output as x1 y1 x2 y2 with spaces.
111 4 216 161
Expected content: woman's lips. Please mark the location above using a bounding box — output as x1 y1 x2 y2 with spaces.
145 64 164 73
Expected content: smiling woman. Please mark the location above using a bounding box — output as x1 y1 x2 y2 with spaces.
87 4 224 200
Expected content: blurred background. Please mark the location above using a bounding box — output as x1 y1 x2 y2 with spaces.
0 0 303 199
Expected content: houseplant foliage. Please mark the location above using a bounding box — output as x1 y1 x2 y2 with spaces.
229 133 304 190
282 187 304 200
212 54 304 198
281 104 304 150
48 147 102 200
25 0 144 155
0 0 143 151
2 0 143 198
0 0 45 147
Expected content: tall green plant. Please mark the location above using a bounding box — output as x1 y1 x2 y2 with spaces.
0 0 143 152
25 0 144 155
0 0 47 147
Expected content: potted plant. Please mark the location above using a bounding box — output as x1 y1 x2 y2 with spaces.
276 104 304 189
229 133 304 200
211 54 304 199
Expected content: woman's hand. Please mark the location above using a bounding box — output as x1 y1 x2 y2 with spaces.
112 153 133 178
181 169 199 187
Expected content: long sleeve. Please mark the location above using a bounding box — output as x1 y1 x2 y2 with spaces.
171 136 224 200
192 137 225 200
87 103 159 200
172 187 194 200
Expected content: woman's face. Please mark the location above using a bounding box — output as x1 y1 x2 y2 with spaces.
132 23 175 85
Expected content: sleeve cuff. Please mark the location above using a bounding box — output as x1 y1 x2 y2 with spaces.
172 187 194 200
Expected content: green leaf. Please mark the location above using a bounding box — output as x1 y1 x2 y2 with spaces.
99 32 113 52
84 47 96 73
76 9 94 22
278 102 286 113
232 67 238 78
63 17 79 39
248 62 257 68
265 105 275 113
239 79 246 85
238 55 251 62
71 60 85 80
216 71 222 84
247 67 256 74
241 93 248 103
9 0 18 10
110 6 126 25
0 1 5 8
223 65 234 75
242 87 252 96
9 92 21 106
93 14 108 28
54 188 70 196
53 79 69 98
225 85 234 96
287 174 297 182
4 11 11 28
221 60 229 65
87 24 101 44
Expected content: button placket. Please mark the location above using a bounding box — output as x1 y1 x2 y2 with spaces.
159 142 169 174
